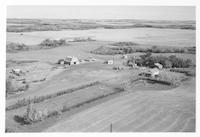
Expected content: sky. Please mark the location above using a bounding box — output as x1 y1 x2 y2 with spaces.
7 6 195 21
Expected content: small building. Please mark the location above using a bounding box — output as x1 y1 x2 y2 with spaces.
12 69 22 76
154 63 163 69
58 59 65 65
65 56 80 65
105 60 114 65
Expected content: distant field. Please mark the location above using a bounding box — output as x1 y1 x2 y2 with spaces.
7 28 195 46
7 19 195 32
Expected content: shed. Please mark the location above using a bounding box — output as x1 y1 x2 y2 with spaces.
58 59 65 65
12 69 22 76
65 56 80 65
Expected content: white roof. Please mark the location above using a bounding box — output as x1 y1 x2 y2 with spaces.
65 56 78 61
154 63 163 67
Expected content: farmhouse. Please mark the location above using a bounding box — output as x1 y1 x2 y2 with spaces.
65 56 80 65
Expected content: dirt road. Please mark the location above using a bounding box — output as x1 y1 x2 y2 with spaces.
45 78 195 132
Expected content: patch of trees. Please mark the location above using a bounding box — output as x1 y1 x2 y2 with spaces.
6 79 29 97
39 39 67 48
92 44 195 55
111 42 139 47
6 43 29 52
119 46 195 54
130 52 192 68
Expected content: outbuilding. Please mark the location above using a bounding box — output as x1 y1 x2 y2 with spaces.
105 60 114 65
65 56 80 65
58 59 65 65
11 68 22 76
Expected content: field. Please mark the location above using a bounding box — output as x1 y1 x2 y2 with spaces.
6 19 196 132
7 28 195 47
46 78 195 132
7 19 195 33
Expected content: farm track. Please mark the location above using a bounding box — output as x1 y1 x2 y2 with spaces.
45 78 195 132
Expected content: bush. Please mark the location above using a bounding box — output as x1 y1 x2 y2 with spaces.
23 103 44 124
14 103 45 125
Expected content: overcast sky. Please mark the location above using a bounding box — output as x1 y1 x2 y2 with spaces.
7 6 195 20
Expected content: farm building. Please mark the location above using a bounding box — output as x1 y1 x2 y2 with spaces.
65 56 80 65
11 68 22 76
58 59 65 65
154 63 163 69
105 60 114 65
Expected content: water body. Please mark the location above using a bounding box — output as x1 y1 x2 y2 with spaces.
7 28 195 47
